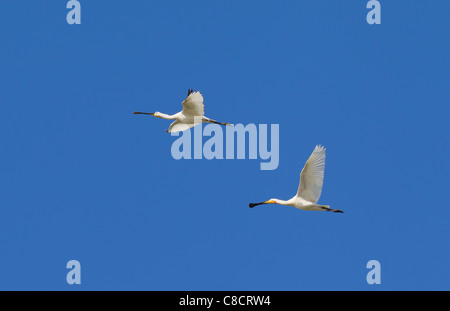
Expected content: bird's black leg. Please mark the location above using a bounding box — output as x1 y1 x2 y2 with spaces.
206 118 230 126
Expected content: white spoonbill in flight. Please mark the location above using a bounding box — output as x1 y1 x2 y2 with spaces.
134 89 231 133
249 145 343 213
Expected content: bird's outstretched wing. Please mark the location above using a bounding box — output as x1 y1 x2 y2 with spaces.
181 89 205 117
297 145 326 203
167 120 199 133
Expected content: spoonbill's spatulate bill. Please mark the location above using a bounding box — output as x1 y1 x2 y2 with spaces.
134 89 231 133
249 145 343 213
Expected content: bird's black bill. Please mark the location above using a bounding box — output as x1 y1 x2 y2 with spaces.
249 202 265 208
134 112 154 115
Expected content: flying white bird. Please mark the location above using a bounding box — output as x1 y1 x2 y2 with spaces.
249 145 343 213
134 89 230 133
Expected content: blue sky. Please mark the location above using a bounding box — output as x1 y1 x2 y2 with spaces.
0 1 449 290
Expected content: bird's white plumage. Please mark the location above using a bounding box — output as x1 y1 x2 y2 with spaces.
249 145 340 212
297 145 326 203
168 120 198 133
134 89 230 133
181 91 205 117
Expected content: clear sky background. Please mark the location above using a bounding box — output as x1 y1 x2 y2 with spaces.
0 1 449 290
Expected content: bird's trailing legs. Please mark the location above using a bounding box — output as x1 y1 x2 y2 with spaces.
202 116 231 127
322 207 344 213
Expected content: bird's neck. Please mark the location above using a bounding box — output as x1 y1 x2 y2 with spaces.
158 112 177 120
274 199 291 206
